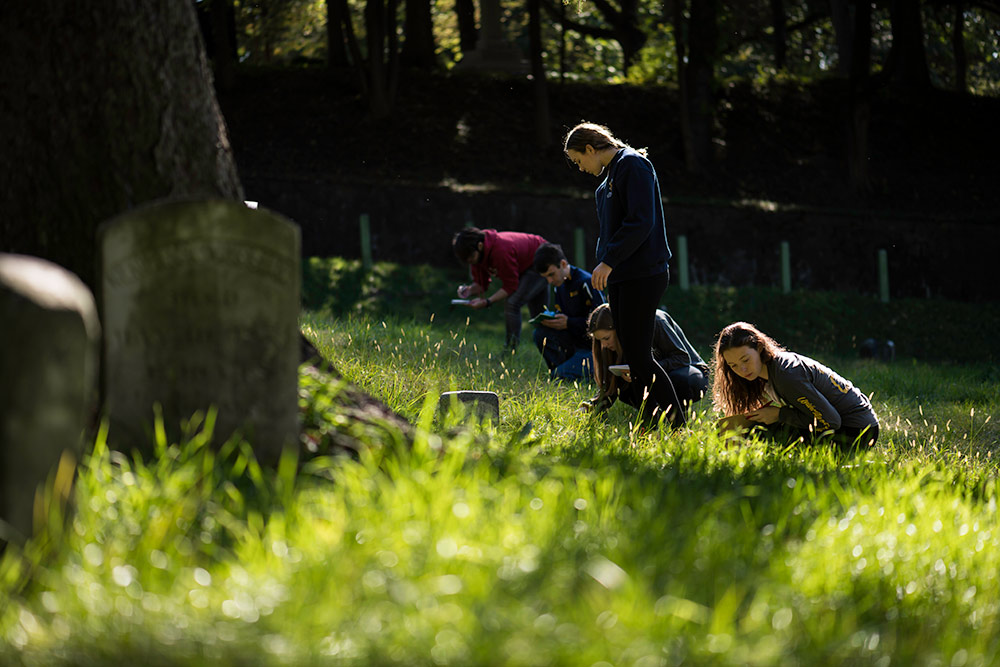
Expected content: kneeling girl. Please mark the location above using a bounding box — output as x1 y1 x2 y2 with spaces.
583 303 708 421
713 321 879 449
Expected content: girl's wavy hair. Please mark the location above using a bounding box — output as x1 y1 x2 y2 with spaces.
712 321 785 416
586 303 621 402
563 122 647 159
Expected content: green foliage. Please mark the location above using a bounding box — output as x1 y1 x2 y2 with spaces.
2 260 998 664
302 257 466 318
227 0 1000 95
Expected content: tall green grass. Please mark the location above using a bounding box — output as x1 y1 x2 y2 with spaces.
1 260 998 665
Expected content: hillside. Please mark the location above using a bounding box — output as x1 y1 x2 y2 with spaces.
219 66 1000 219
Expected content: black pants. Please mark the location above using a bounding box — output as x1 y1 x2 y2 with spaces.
607 271 685 427
761 422 880 452
504 270 547 348
619 363 706 422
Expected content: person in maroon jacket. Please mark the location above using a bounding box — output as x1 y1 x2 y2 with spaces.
453 227 548 350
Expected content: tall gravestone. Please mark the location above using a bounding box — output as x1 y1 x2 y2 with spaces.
0 253 100 542
99 199 300 462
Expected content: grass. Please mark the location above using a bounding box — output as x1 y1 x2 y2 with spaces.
2 259 999 665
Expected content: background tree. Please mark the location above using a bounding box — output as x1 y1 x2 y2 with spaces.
884 0 932 89
771 0 788 70
542 0 648 76
0 1 242 286
327 0 353 66
677 0 719 173
401 0 438 68
455 0 479 54
364 0 402 117
528 0 553 148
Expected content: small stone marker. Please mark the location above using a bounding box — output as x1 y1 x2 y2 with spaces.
438 390 500 422
99 199 300 462
0 253 100 541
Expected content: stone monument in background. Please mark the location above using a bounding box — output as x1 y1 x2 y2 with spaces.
0 253 100 542
454 0 527 74
99 199 300 462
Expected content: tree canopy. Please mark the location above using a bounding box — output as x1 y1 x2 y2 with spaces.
203 0 1000 95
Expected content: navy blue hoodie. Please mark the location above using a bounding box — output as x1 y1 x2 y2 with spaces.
594 147 671 285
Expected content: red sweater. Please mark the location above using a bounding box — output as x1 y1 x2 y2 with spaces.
471 229 547 294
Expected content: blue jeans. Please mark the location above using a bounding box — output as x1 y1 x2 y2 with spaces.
533 328 593 381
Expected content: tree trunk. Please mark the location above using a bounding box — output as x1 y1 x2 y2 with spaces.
337 0 369 93
455 0 478 54
771 0 787 70
528 0 552 149
559 0 568 81
401 0 437 68
366 0 391 117
683 0 718 173
670 0 697 172
0 1 243 287
327 0 351 66
952 0 967 92
828 0 853 77
616 0 646 76
885 0 931 90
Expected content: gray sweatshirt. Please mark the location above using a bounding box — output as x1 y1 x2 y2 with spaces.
651 310 709 373
767 351 878 432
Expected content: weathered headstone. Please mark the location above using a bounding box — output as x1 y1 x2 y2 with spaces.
99 199 300 462
438 391 500 423
0 253 100 541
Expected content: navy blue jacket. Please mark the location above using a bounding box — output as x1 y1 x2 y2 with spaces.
594 147 671 285
553 265 605 348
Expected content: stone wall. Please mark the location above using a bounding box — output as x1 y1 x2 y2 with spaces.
246 176 997 301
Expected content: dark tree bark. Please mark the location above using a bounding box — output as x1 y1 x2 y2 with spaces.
0 1 243 287
952 1 968 92
363 0 401 117
669 0 696 169
401 0 437 68
528 0 552 149
771 0 787 70
829 0 853 76
558 0 568 81
366 0 390 117
335 0 369 91
327 0 351 66
455 0 479 54
683 0 719 173
884 0 931 90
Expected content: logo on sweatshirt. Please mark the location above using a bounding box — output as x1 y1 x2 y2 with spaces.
797 397 830 430
828 374 850 394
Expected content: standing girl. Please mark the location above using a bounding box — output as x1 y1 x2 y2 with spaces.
564 122 684 427
712 321 880 449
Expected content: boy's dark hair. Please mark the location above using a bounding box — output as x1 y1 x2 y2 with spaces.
533 242 567 273
452 227 486 263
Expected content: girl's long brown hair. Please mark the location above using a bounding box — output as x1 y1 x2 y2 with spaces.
712 321 785 416
587 303 622 402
